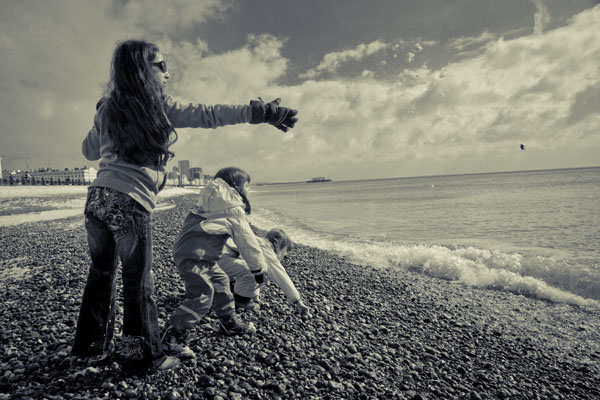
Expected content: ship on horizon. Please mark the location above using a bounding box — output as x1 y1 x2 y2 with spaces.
306 176 332 183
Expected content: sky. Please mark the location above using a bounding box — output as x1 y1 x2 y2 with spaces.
1 0 599 182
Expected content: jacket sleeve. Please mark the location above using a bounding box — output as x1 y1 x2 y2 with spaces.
164 96 253 129
82 114 102 161
228 216 267 275
262 244 301 303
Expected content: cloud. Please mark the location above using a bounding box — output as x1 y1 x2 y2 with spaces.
566 82 600 126
108 0 235 37
300 40 389 79
164 34 288 103
448 30 497 56
530 0 552 34
261 5 600 178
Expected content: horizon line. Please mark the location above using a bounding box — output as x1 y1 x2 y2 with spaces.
258 165 600 185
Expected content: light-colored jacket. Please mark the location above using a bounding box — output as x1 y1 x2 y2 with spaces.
219 237 301 303
172 178 266 275
82 96 253 212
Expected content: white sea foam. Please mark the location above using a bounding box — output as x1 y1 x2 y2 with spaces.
250 212 600 309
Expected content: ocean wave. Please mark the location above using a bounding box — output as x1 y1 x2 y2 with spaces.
250 211 600 310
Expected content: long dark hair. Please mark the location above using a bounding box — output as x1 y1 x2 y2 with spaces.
102 40 177 166
214 167 251 214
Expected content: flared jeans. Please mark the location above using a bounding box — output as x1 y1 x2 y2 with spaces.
72 187 165 371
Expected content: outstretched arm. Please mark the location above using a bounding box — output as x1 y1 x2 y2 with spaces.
261 243 308 315
164 96 298 132
228 216 267 279
164 97 251 129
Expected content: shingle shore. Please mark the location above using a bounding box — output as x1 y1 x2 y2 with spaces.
1 195 599 399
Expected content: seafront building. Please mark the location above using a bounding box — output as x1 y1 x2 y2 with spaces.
1 158 210 186
1 167 98 185
29 167 98 185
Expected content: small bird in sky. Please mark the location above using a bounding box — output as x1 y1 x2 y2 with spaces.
520 144 525 150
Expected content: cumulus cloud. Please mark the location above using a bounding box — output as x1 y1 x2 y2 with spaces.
448 30 497 55
164 34 288 104
0 1 129 169
530 0 552 34
300 40 389 79
108 0 235 37
255 5 600 178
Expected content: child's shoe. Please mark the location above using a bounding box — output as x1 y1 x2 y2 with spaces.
234 294 260 312
218 313 256 336
161 325 195 360
122 355 180 376
236 301 260 312
155 355 181 371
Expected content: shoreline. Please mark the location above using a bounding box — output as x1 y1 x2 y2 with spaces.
0 195 599 399
0 186 194 227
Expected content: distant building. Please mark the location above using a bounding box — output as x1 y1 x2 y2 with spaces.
30 167 97 185
190 167 203 179
165 162 210 186
190 167 204 185
178 160 191 181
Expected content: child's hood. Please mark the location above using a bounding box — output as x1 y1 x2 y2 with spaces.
195 178 244 214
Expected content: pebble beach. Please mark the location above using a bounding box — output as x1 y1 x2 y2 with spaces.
1 193 599 400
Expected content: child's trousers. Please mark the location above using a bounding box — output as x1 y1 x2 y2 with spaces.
169 260 235 332
218 254 262 299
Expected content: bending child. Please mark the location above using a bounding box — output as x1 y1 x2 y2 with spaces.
219 228 309 316
163 167 267 356
72 39 298 375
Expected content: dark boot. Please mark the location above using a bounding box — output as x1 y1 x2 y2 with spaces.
234 293 260 312
218 313 256 336
161 325 195 360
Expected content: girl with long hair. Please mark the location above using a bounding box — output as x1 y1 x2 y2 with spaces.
72 40 298 374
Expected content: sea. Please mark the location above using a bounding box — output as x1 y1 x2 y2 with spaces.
248 167 600 309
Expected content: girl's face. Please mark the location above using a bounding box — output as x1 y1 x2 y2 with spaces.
150 52 169 89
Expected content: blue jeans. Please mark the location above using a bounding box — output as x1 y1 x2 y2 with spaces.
72 187 165 371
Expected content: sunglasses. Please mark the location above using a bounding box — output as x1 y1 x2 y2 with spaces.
151 60 167 73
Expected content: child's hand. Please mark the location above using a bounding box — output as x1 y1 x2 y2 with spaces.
293 300 310 316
